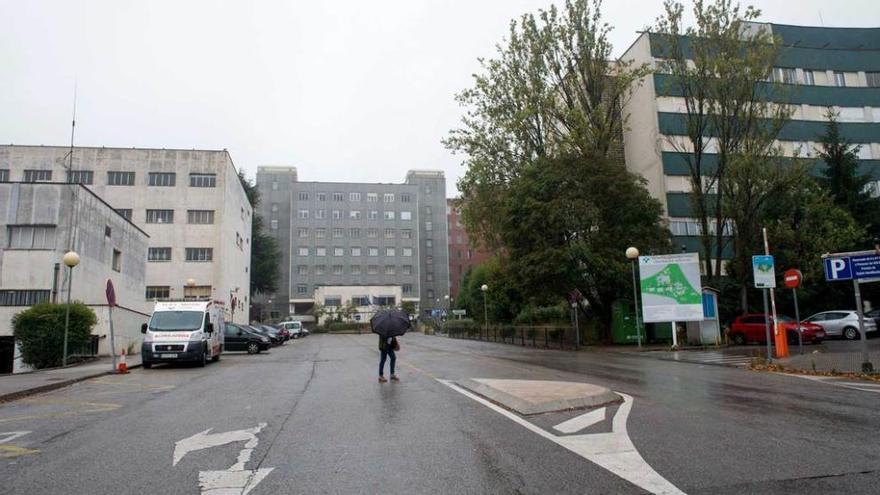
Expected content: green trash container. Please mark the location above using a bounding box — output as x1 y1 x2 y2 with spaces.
611 300 641 344
649 322 673 342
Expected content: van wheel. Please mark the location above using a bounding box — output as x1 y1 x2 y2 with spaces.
732 333 746 345
844 327 859 340
199 347 207 367
247 342 260 354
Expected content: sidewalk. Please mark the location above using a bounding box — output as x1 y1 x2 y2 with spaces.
777 348 880 374
0 353 141 403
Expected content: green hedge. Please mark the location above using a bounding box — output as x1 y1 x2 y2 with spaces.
325 322 367 332
13 302 97 369
513 305 570 325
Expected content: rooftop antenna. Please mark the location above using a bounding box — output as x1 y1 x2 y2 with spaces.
64 79 79 253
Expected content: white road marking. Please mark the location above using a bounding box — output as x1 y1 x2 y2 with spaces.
0 431 31 444
438 380 685 495
787 375 880 393
553 408 606 434
174 423 274 495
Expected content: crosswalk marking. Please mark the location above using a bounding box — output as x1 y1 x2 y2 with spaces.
643 351 754 367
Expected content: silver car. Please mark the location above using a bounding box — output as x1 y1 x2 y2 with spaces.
803 311 878 340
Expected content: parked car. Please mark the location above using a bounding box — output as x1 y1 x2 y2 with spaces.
224 323 271 354
278 321 305 339
245 325 283 346
866 308 880 327
259 324 289 342
729 314 825 345
803 311 878 340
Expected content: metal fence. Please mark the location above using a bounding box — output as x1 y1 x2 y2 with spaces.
444 324 578 350
67 335 100 361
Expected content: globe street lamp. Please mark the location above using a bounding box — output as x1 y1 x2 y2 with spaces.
625 247 643 349
61 251 80 367
480 284 489 335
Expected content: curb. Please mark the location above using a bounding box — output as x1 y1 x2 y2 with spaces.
0 364 142 404
457 378 621 415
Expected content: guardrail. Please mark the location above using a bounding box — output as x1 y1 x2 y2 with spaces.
445 324 576 350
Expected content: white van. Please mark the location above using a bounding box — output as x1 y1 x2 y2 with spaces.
141 301 225 368
278 321 305 338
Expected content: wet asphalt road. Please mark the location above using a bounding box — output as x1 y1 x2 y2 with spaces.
1 333 879 494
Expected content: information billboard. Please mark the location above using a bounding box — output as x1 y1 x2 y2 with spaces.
639 253 703 323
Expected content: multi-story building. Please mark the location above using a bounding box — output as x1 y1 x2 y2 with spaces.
621 24 880 263
255 167 449 319
0 182 150 372
0 145 253 322
447 199 493 300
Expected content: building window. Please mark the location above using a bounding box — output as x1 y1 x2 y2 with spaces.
146 209 174 224
402 265 413 275
350 228 361 239
313 247 325 257
385 265 396 275
7 226 56 249
351 247 362 257
107 171 136 186
189 173 216 187
368 210 379 220
368 265 379 275
332 210 342 220
868 72 880 88
350 192 361 201
384 211 396 220
296 285 308 295
332 265 344 275
771 67 796 84
333 192 344 202
271 203 279 212
270 219 278 230
187 210 215 224
368 247 379 257
425 185 432 195
386 247 396 257
384 228 395 239
367 228 378 238
0 170 9 182
803 70 815 85
334 247 344 256
351 265 362 275
145 286 170 300
400 193 411 203
271 181 278 191
315 265 326 275
401 229 412 239
315 210 326 220
0 289 50 306
316 193 327 201
23 170 52 182
315 228 326 238
112 249 122 272
383 193 395 203
426 256 433 265
400 211 412 221
116 209 133 221
298 228 309 238
298 192 309 201
67 170 94 184
834 71 846 87
297 209 309 219
184 285 211 300
427 273 434 282
403 248 413 257
350 210 362 220
148 172 176 187
333 228 344 238
324 296 342 306
427 289 434 298
297 265 308 275
298 247 309 256
148 247 172 261
424 206 432 215
425 222 433 231
402 284 412 294
426 239 433 248
185 248 213 262
367 193 378 202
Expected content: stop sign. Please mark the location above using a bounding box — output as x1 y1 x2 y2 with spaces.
783 269 802 289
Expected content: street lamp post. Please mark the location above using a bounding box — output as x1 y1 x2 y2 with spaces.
481 284 489 338
61 251 80 367
625 247 643 349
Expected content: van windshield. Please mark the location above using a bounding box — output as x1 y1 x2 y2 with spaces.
149 311 203 331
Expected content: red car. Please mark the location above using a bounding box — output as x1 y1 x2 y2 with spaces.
730 314 825 345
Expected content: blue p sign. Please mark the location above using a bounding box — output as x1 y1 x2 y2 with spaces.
824 257 853 281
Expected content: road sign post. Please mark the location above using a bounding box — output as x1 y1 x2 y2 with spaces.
784 269 803 355
105 279 118 372
822 250 878 372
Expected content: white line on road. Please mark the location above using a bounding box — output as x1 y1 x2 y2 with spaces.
553 408 606 434
0 431 31 444
438 380 685 495
786 375 880 393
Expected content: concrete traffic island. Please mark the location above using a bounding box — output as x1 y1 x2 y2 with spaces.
456 378 621 415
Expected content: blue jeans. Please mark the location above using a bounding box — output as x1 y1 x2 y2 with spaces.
379 349 396 376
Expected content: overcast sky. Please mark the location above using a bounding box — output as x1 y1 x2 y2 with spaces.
1 1 878 195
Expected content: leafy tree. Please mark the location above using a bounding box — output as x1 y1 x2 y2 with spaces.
816 110 880 243
238 171 281 295
446 0 650 248
502 153 670 333
653 0 789 277
13 302 97 369
456 259 523 324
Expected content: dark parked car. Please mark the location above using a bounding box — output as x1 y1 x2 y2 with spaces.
246 325 284 346
730 314 825 345
260 324 289 341
867 309 880 328
224 323 271 354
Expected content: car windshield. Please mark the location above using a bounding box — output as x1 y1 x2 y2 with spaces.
149 311 203 331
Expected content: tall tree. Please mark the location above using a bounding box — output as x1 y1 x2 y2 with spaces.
816 110 880 243
238 171 281 295
653 0 789 277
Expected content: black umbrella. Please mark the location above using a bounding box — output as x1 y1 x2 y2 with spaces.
370 309 411 338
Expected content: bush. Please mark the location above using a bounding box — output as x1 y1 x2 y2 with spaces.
325 322 365 332
514 305 570 325
13 302 97 369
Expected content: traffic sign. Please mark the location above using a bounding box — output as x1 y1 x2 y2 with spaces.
752 255 776 288
105 279 117 306
824 253 880 282
783 269 802 289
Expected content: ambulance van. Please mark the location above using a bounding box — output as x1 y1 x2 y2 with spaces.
141 301 225 368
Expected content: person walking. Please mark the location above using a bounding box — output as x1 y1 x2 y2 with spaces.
378 335 399 383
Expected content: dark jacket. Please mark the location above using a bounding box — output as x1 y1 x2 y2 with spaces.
378 336 397 352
